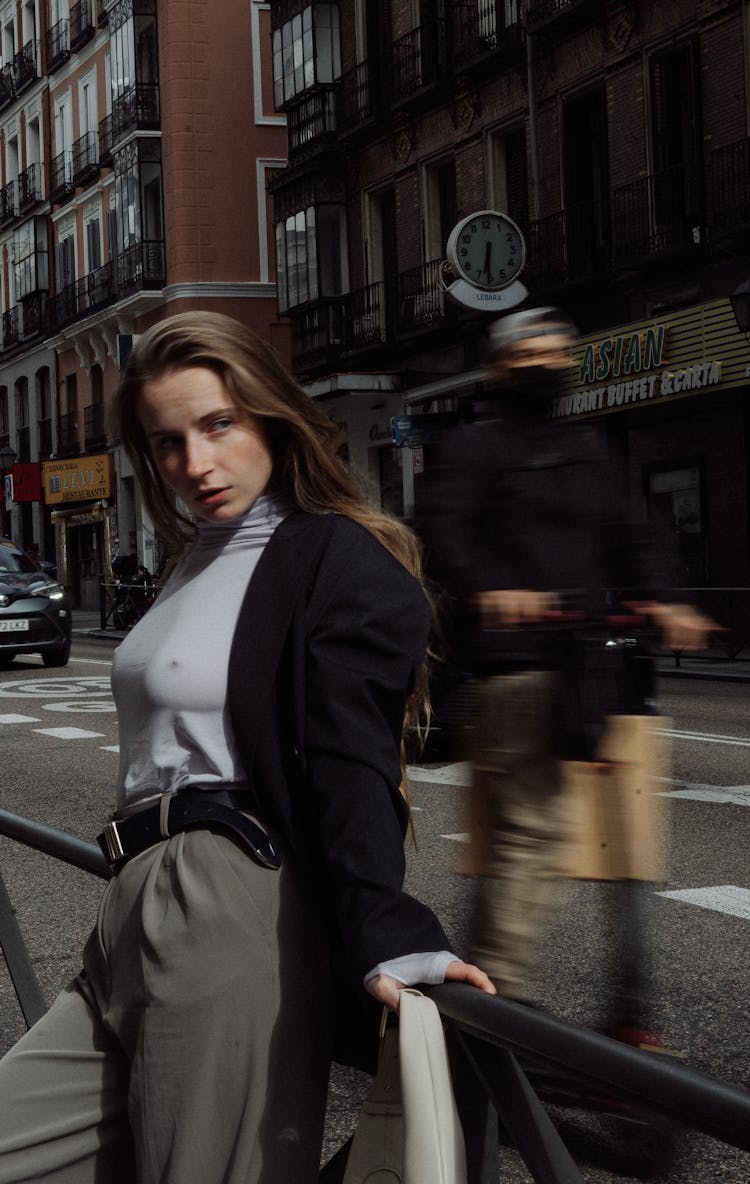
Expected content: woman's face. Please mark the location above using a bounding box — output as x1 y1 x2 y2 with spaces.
138 366 274 523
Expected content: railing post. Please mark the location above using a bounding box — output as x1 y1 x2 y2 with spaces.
0 866 47 1027
99 578 107 630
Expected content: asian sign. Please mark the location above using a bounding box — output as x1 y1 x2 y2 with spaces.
552 298 747 420
42 454 111 505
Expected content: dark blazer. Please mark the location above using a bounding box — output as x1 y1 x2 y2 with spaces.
226 511 449 1060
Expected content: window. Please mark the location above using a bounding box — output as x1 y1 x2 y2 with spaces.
274 172 348 312
422 157 456 261
0 387 9 439
57 232 76 289
15 218 49 297
649 42 702 233
85 214 102 271
488 126 528 228
272 4 341 107
112 138 163 252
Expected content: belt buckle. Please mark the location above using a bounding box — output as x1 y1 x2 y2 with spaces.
101 818 125 864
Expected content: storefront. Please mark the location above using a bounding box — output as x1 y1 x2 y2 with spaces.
555 298 750 590
42 454 115 608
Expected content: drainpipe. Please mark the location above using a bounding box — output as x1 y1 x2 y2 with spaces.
526 27 541 221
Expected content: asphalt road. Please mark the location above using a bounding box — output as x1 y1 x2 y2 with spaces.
0 638 748 1182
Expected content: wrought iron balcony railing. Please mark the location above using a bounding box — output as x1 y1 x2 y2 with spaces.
20 292 49 340
57 410 78 457
13 40 37 94
38 417 53 458
290 299 346 367
346 282 386 350
0 180 15 228
396 259 446 333
525 200 609 290
391 22 444 105
2 307 19 350
72 131 99 186
70 0 95 51
46 18 70 72
286 88 338 156
708 136 750 237
50 246 164 333
49 150 74 203
610 163 702 267
98 114 113 164
0 62 15 110
79 261 117 315
18 163 42 212
111 82 160 143
117 240 166 294
338 61 376 132
84 402 106 449
452 0 524 70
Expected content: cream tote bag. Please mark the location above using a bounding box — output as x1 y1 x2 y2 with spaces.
342 988 468 1184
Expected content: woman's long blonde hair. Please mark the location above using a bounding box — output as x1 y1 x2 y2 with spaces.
113 311 431 760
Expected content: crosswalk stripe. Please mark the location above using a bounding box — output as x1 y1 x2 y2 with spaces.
657 885 750 921
33 727 106 740
0 714 41 724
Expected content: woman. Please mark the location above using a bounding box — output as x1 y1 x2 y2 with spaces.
0 312 493 1184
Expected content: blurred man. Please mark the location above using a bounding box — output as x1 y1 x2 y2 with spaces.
418 306 711 1002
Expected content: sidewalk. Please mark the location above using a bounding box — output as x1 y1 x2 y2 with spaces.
70 609 750 681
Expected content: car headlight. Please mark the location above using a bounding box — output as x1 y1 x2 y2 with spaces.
30 581 65 600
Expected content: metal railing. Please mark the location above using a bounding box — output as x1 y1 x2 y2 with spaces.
1 808 750 1182
72 130 99 185
70 0 95 50
338 61 375 130
13 39 37 92
396 258 446 332
286 88 338 156
111 81 160 143
46 17 70 71
18 162 42 211
0 179 15 227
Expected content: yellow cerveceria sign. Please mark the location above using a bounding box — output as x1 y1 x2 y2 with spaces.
42 454 111 505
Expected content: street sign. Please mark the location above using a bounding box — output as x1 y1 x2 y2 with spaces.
392 412 459 447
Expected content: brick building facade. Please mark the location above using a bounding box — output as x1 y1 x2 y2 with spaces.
269 0 750 614
0 0 288 606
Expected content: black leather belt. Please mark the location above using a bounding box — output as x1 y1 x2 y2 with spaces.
97 788 281 871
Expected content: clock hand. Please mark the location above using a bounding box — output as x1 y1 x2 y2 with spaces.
483 241 492 282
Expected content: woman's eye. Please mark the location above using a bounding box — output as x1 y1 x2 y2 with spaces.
211 417 233 432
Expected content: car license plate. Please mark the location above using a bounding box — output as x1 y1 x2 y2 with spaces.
0 620 29 632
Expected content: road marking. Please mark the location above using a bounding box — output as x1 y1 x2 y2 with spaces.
100 745 120 753
658 785 750 806
657 885 750 922
42 700 116 714
658 727 750 749
0 675 111 698
407 762 471 785
68 657 113 667
442 832 470 843
0 713 41 724
33 727 106 740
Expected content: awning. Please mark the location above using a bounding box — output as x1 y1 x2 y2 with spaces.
50 501 108 526
403 367 484 406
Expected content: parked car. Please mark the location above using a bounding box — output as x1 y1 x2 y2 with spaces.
0 537 71 667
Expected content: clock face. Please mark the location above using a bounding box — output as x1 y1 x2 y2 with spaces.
447 211 525 291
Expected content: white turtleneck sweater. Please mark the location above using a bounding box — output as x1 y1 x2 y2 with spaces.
110 493 455 987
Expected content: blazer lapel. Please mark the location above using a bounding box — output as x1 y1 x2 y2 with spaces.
227 511 335 769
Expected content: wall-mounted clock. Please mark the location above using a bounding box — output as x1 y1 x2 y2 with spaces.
446 210 526 291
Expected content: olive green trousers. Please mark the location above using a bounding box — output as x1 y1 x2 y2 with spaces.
0 825 332 1184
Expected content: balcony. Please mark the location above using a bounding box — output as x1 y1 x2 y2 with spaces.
70 0 95 51
396 259 446 334
84 402 106 450
525 0 600 36
290 299 346 370
78 261 117 316
286 88 339 158
49 150 74 203
111 82 160 144
98 114 113 164
18 163 43 212
20 291 49 340
0 62 14 111
708 136 750 240
52 282 79 331
526 200 609 290
345 282 386 351
338 61 378 134
16 426 30 464
57 410 78 458
391 22 446 108
13 40 37 94
2 307 19 350
38 417 53 459
610 164 703 269
452 1 525 74
46 18 70 72
72 131 99 186
117 240 165 294
0 180 15 229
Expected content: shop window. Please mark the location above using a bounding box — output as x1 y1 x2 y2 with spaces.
646 463 706 586
272 3 341 107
